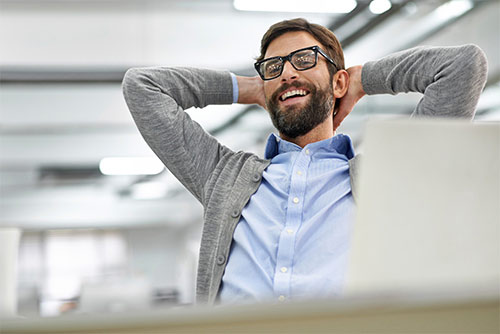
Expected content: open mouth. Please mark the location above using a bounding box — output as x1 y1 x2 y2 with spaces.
279 89 310 102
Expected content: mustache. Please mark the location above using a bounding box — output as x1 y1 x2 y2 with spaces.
270 81 315 102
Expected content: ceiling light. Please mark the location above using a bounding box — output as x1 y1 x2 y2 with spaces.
233 0 357 14
99 157 164 176
130 181 168 200
435 0 473 20
369 0 392 14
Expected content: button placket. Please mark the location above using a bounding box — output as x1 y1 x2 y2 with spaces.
273 150 310 299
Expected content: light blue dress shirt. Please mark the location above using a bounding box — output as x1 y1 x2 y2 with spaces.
219 133 356 303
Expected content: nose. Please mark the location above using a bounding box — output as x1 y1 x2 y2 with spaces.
280 60 299 82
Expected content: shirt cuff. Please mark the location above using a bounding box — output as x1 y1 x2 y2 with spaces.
230 73 239 103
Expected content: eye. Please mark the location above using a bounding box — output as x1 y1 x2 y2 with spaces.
293 51 316 68
263 60 282 77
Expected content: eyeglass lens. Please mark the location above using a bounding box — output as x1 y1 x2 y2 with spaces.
260 49 317 79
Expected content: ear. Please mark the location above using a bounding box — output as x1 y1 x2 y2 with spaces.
332 69 349 99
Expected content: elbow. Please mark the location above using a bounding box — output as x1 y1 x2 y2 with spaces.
121 68 156 116
451 45 488 119
122 68 142 97
121 68 141 116
122 67 162 97
460 44 488 87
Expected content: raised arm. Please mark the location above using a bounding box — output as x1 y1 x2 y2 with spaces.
334 44 488 130
122 67 234 203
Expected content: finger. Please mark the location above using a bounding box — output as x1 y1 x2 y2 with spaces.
333 98 354 130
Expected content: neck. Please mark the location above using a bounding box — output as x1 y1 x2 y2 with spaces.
280 114 335 148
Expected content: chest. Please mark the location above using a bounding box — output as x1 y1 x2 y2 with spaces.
256 150 352 216
220 154 355 301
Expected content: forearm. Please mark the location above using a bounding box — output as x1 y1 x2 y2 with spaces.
123 67 234 112
361 45 488 119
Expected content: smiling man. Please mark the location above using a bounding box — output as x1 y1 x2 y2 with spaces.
122 18 487 304
257 31 348 144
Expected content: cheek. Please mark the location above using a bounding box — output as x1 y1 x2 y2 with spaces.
312 65 333 89
263 83 276 99
318 74 334 93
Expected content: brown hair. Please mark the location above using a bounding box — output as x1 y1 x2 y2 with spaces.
257 18 345 77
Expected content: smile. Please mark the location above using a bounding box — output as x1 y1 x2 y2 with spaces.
279 89 310 101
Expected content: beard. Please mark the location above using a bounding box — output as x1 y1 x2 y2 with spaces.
265 80 334 139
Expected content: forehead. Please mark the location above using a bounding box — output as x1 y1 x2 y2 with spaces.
264 31 324 58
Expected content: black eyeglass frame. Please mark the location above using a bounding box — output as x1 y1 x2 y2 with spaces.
254 45 338 81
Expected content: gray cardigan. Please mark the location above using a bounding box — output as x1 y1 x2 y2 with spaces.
122 45 487 304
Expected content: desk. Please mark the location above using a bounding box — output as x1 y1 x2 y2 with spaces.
2 291 499 333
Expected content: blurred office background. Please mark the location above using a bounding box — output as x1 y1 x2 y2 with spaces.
0 0 499 317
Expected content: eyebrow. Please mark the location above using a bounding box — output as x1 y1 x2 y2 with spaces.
263 45 318 60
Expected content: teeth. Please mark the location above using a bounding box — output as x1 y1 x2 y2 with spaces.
281 89 307 101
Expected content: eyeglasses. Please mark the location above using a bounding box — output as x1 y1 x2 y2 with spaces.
254 46 338 81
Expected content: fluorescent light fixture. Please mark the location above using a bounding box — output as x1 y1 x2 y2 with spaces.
130 181 168 200
233 0 357 13
369 0 392 14
99 157 164 176
435 0 473 20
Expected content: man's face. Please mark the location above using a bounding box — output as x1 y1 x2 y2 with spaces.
263 31 334 139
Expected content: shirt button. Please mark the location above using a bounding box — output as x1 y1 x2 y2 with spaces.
293 197 299 204
305 149 310 155
231 209 240 218
286 228 294 235
280 267 288 273
278 295 286 302
296 170 302 176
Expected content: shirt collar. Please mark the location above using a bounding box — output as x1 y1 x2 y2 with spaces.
264 133 355 160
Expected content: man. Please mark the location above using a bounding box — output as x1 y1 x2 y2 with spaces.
122 18 487 304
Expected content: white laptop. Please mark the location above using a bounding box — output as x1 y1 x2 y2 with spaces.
345 118 500 297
